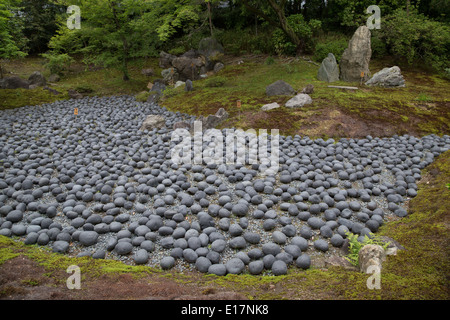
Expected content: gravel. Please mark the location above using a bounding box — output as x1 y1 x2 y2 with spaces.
0 95 448 275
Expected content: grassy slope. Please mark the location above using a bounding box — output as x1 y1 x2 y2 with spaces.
0 55 449 300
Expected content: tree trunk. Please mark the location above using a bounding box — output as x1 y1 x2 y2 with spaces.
207 1 213 36
267 0 301 47
109 0 130 81
242 0 301 49
122 36 130 81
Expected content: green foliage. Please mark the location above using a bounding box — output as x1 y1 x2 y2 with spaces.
135 91 151 102
313 34 348 62
40 52 74 75
168 46 186 56
272 15 322 55
370 32 388 59
345 232 390 267
265 56 275 65
16 0 65 54
216 27 275 56
0 0 27 65
378 9 450 73
204 76 226 87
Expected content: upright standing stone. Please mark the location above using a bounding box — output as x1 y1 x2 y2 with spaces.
185 79 194 92
340 26 372 82
317 53 340 82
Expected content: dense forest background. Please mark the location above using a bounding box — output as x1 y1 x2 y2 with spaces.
1 0 449 80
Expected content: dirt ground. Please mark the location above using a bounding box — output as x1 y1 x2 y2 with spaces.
0 255 248 300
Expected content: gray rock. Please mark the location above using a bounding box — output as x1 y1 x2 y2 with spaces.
213 62 224 73
114 241 133 255
0 76 29 89
365 66 405 87
266 80 295 96
330 234 344 247
198 37 224 61
183 248 198 263
226 258 245 274
296 254 311 269
291 236 308 251
229 236 247 249
185 79 194 92
317 53 339 82
37 233 50 245
92 250 106 259
140 115 166 131
248 260 264 275
314 239 329 252
208 263 227 276
134 249 149 264
172 56 203 81
284 244 302 258
231 203 248 217
243 232 260 244
262 242 281 256
159 51 176 69
340 26 372 82
285 94 313 108
195 256 212 273
261 102 280 111
272 231 287 244
161 256 176 270
211 239 227 252
272 260 287 275
52 240 69 253
28 71 46 87
79 231 98 246
6 210 23 223
161 67 179 84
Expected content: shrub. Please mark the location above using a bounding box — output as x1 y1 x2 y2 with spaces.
272 15 322 56
204 76 226 87
379 9 450 73
41 53 74 75
313 36 348 62
135 91 151 102
265 56 275 65
345 232 389 267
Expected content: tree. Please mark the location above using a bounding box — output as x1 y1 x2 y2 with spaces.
0 0 27 78
15 0 65 54
240 0 301 48
48 0 164 81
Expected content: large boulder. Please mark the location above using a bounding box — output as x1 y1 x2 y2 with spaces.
365 66 406 87
0 76 29 89
340 26 372 82
161 67 179 84
317 53 340 82
285 93 313 108
28 71 47 88
159 51 177 69
195 108 229 131
172 56 204 81
140 115 166 131
198 37 224 61
266 80 295 96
